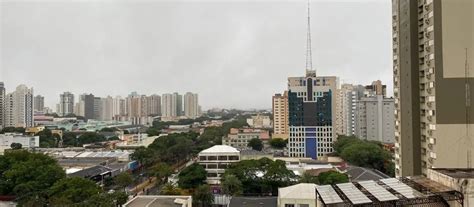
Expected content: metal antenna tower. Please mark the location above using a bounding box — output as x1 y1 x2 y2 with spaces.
305 0 315 77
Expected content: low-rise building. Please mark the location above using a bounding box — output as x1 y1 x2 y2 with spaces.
240 149 273 160
278 183 317 207
427 168 474 207
0 133 39 154
247 114 272 128
222 128 270 149
198 145 240 185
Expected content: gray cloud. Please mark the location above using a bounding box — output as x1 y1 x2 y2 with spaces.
1 0 392 110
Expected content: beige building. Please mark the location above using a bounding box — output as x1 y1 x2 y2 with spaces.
183 92 199 119
356 95 395 143
272 91 289 139
4 85 34 128
222 128 270 149
278 183 317 207
393 0 474 177
246 114 271 128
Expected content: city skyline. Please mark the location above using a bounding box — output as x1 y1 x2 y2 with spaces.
1 0 393 110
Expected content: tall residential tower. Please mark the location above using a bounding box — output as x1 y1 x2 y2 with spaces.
392 0 474 177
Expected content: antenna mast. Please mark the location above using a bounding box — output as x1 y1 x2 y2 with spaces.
305 0 315 77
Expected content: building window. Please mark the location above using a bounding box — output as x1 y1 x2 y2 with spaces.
285 204 295 207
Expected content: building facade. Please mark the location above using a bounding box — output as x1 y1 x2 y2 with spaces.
184 92 199 119
272 92 290 139
356 95 395 143
198 145 240 185
287 72 338 159
247 114 271 129
33 95 44 113
4 85 34 128
147 94 161 116
0 82 5 129
393 0 474 177
0 133 40 154
161 93 177 118
58 92 75 116
222 128 270 149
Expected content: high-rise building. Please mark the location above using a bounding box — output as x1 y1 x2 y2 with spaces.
355 95 395 143
272 91 289 139
0 82 5 129
147 95 161 116
58 92 74 116
100 96 114 121
175 92 183 116
336 84 364 137
93 97 102 120
287 74 338 159
4 85 34 128
161 93 176 118
392 0 474 177
184 92 199 119
33 95 44 113
365 80 387 97
112 96 126 117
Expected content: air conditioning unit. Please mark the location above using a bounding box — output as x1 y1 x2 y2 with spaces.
425 19 430 24
428 158 434 163
425 46 431 52
425 32 431 38
427 60 431 66
427 116 432 121
425 5 430 11
428 143 433 148
427 88 432 94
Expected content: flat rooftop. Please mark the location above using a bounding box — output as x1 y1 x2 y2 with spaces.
124 195 192 207
433 168 474 178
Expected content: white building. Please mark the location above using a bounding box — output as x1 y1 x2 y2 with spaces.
0 82 5 129
161 93 177 118
278 183 317 207
247 114 271 128
198 145 240 185
112 96 126 117
356 95 395 143
184 92 199 119
100 96 114 121
58 92 75 116
0 133 39 154
4 85 34 128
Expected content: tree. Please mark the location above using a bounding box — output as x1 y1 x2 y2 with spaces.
131 146 154 166
115 172 133 191
248 138 263 151
193 185 214 207
10 143 22 150
269 138 287 149
77 132 106 146
178 163 207 189
333 135 359 155
48 177 101 204
161 182 183 195
318 171 349 185
0 150 66 199
100 127 115 132
0 127 26 134
37 129 59 148
221 174 242 196
148 162 172 183
223 158 296 195
299 172 319 184
146 127 161 136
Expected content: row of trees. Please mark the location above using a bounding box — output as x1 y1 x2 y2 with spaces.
334 135 395 176
0 150 128 206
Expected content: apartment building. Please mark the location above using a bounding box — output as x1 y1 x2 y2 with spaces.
356 95 395 143
0 133 39 154
0 82 5 130
58 92 75 117
33 95 44 113
184 92 199 119
4 85 34 128
272 92 289 139
393 0 474 177
222 128 270 149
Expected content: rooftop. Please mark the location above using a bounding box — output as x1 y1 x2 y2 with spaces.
278 183 317 200
432 168 474 178
200 145 239 154
124 195 192 207
228 196 277 207
345 166 390 181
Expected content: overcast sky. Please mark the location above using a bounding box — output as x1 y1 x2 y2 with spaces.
0 0 392 110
